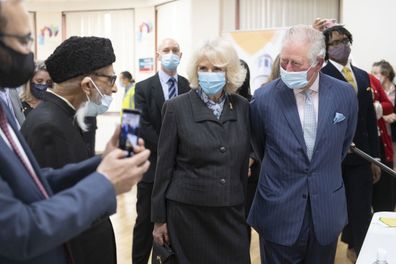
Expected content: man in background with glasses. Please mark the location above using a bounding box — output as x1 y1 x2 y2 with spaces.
0 1 150 263
21 35 120 264
321 25 380 262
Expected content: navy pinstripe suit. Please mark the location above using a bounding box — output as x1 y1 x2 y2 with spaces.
248 73 358 262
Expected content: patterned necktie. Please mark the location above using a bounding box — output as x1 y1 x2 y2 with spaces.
0 104 49 198
168 77 176 99
342 67 357 91
303 90 317 160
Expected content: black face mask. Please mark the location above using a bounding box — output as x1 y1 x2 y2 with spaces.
0 41 35 88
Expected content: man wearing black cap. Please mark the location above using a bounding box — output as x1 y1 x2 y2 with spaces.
0 1 150 263
21 35 119 263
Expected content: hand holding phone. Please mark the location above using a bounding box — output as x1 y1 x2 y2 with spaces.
119 109 141 157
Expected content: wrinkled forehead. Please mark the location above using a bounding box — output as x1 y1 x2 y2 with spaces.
280 40 310 62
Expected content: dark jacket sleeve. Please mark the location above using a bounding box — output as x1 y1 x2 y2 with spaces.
21 123 74 169
151 101 177 223
364 88 381 158
134 81 159 152
343 88 359 159
41 156 102 193
250 92 266 161
0 170 116 261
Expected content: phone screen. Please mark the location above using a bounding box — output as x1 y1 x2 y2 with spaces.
119 109 141 157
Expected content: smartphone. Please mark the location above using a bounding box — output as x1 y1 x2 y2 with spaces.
119 109 141 157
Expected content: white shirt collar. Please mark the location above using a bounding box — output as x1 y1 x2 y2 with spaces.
159 69 178 83
329 59 352 74
46 89 76 110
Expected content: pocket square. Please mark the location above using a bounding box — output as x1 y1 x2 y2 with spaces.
333 112 346 124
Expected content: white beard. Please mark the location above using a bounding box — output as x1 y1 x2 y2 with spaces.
74 102 89 132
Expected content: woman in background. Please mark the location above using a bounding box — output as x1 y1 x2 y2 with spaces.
120 71 136 109
152 38 251 264
20 61 52 116
371 60 396 211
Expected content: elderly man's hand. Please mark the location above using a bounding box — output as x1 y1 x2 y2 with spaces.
97 141 150 195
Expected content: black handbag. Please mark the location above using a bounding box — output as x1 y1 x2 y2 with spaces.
152 243 175 264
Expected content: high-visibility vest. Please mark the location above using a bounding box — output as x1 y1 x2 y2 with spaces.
122 85 135 109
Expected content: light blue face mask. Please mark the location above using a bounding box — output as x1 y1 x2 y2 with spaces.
161 53 180 71
85 78 113 117
198 71 226 96
280 65 313 89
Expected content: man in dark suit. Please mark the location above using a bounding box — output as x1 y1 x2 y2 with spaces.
321 25 380 260
133 38 190 263
249 25 358 263
0 2 150 263
21 36 120 264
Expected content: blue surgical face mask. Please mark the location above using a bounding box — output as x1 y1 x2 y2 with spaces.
198 71 226 96
85 78 113 117
280 65 313 89
30 83 48 99
161 53 180 71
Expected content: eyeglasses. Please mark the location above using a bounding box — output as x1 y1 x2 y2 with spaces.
0 32 34 48
92 72 117 86
329 38 350 47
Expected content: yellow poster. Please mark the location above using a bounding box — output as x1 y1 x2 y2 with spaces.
225 28 286 93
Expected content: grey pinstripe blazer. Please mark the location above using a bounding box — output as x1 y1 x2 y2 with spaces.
151 90 251 223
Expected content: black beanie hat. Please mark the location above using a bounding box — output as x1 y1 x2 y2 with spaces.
45 36 116 83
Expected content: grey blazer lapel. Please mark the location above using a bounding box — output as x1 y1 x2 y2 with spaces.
177 76 190 94
8 88 25 126
276 82 306 151
220 95 237 123
189 90 219 123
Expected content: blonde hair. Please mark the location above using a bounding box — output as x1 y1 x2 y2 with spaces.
187 37 246 93
20 61 48 103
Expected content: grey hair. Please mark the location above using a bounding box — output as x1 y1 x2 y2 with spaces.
282 25 326 65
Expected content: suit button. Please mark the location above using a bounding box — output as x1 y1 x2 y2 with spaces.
302 194 307 199
220 179 226 184
219 146 226 153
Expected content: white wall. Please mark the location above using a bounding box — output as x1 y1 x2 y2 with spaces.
156 0 221 78
35 12 62 60
134 6 156 81
342 0 396 72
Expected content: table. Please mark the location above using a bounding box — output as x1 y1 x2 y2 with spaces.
356 211 396 263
